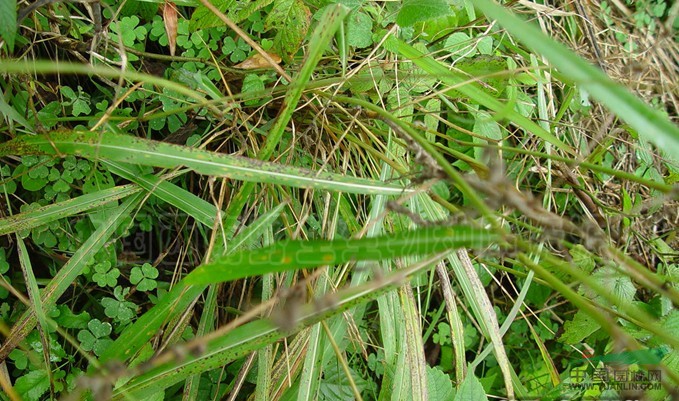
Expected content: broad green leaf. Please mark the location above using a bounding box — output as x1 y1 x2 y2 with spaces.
427 366 454 401
445 32 475 58
396 0 451 27
185 226 496 285
559 310 601 345
319 363 372 400
0 132 405 195
242 74 266 106
472 110 503 159
14 369 49 401
454 373 488 401
189 0 236 30
264 0 311 57
0 0 16 51
346 11 372 48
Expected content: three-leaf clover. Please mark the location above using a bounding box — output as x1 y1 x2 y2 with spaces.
101 286 137 324
77 319 113 356
92 261 120 288
0 164 16 194
9 349 28 370
432 322 451 346
130 263 159 291
20 155 54 191
60 86 92 117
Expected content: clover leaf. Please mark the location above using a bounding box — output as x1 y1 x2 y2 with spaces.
9 349 28 370
60 86 92 117
101 286 137 324
130 263 159 291
92 261 120 288
432 322 451 346
0 164 16 194
77 319 113 356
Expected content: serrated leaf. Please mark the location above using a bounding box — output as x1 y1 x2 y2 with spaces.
427 366 454 401
559 310 600 344
591 265 636 303
424 98 441 133
265 0 311 57
396 0 452 27
0 0 16 51
189 1 224 30
241 74 266 106
14 369 50 401
570 245 595 273
454 372 488 401
472 110 503 159
346 11 372 48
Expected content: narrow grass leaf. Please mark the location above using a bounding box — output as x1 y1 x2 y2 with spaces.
454 373 488 401
0 132 404 195
400 286 427 400
16 236 54 388
102 161 217 226
185 226 496 285
0 184 139 235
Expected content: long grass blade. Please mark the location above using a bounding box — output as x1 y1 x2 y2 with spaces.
185 226 497 285
102 161 217 226
0 184 139 235
0 132 405 195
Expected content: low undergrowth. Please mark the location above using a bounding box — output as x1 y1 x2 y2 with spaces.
0 0 677 400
